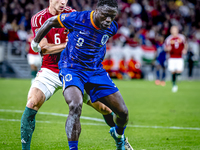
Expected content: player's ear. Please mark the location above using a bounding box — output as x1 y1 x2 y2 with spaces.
95 8 99 13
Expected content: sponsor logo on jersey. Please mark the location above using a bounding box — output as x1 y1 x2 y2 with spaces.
65 74 72 82
79 30 90 35
101 34 109 45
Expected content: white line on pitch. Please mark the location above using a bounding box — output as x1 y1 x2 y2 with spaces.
0 118 106 126
1 109 200 130
0 109 104 122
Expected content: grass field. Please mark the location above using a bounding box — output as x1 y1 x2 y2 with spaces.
0 78 200 150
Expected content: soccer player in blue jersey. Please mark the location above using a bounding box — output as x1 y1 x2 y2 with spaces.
155 34 167 86
31 0 129 149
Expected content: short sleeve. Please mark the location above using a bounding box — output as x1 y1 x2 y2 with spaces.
57 12 78 30
31 15 46 37
111 21 118 36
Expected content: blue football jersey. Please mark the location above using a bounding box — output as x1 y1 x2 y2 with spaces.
57 11 118 70
156 43 166 61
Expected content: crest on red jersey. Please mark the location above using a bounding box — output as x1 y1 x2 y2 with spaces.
35 28 39 35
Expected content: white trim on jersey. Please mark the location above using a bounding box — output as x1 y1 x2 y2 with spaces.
31 9 47 27
31 7 75 28
165 34 185 46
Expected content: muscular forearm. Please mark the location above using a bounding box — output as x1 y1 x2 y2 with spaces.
41 43 66 55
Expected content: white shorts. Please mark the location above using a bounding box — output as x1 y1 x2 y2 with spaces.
27 54 42 67
168 58 184 72
30 68 90 102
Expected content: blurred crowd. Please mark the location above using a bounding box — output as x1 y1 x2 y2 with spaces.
0 0 200 78
1 0 200 42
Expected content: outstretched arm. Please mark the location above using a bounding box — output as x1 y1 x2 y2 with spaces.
31 16 62 52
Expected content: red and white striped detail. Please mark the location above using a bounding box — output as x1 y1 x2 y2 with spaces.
165 34 185 47
31 8 48 27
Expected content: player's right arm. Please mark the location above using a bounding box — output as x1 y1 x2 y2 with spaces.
164 36 172 52
31 16 63 52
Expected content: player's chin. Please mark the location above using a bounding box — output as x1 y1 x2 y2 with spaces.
101 24 110 29
58 7 65 12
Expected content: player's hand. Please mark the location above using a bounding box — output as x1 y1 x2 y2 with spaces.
64 41 68 47
31 40 41 52
66 36 68 42
64 29 69 34
165 45 172 51
182 49 187 55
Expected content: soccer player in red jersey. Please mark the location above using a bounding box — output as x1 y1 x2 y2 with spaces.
20 0 133 150
165 25 187 92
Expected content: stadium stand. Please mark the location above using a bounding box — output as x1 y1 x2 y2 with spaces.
0 0 200 79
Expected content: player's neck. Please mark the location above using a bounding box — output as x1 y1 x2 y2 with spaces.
172 33 178 37
48 6 61 15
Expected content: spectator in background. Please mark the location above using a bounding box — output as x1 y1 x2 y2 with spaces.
154 34 167 86
26 30 41 83
102 55 114 77
187 35 199 79
0 0 200 81
165 26 187 92
117 56 129 80
127 56 142 79
17 24 28 41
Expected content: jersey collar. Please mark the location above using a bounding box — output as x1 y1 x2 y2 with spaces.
90 11 100 30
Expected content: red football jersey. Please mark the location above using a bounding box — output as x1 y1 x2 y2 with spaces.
31 6 75 73
165 34 186 58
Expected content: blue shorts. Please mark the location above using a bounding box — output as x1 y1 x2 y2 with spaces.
155 59 166 68
59 68 119 103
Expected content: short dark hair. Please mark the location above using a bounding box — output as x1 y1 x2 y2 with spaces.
97 0 118 9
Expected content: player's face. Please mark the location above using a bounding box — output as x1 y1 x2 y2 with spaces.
96 5 118 29
170 26 179 36
50 0 68 12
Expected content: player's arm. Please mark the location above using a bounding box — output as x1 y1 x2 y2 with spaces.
164 40 171 52
31 16 62 52
39 38 67 55
182 39 188 55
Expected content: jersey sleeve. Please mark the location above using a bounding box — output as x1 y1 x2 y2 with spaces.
112 21 118 36
31 13 46 37
57 11 78 30
164 36 170 49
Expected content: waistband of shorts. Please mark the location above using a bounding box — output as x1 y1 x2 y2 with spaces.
60 65 102 71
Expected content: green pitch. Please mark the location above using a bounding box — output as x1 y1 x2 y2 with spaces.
0 78 200 150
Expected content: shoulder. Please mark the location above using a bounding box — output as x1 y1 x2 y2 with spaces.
62 11 88 20
109 20 118 34
178 34 186 40
63 6 76 13
165 35 173 43
31 8 48 27
60 11 79 21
